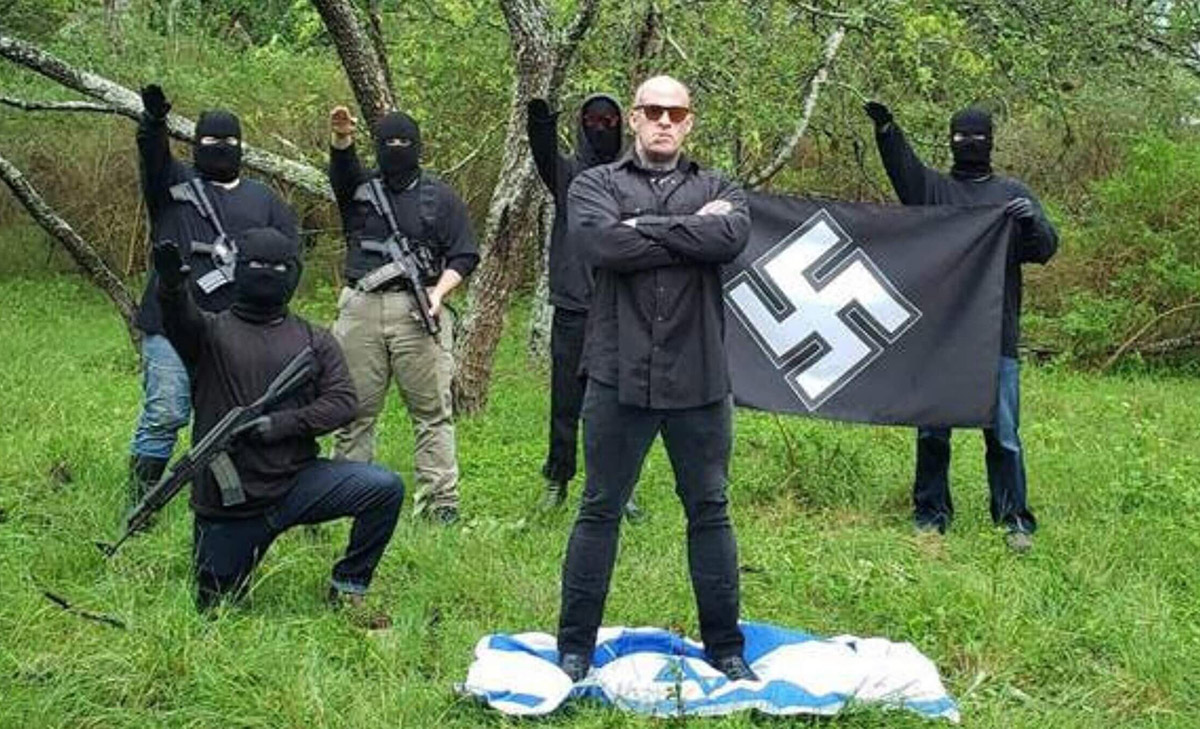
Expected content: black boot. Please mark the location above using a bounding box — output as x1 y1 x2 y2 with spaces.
126 455 168 530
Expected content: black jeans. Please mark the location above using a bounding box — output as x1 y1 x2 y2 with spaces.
193 459 404 608
542 307 588 484
558 381 744 660
914 357 1036 533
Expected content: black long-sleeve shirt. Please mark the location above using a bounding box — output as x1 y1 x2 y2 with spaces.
134 114 298 334
158 284 357 518
875 123 1058 357
328 144 478 284
527 93 624 311
571 153 751 409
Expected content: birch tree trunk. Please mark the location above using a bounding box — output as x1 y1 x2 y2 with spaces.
452 0 599 414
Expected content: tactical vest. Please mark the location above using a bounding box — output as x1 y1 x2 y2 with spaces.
167 178 237 295
344 173 442 284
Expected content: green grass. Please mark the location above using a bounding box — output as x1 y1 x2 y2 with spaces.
0 271 1198 728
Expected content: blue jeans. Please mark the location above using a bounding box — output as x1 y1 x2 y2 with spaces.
913 357 1036 533
193 459 404 609
129 334 191 460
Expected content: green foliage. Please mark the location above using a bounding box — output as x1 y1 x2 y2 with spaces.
2 272 1200 726
1027 135 1200 366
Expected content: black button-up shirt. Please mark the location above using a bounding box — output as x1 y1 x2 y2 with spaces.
569 153 751 409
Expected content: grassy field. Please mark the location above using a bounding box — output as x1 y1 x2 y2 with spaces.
0 270 1197 728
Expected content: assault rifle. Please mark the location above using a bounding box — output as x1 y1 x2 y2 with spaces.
99 346 317 557
354 178 440 335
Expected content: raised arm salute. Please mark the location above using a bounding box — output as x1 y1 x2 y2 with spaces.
125 84 297 524
865 101 1058 552
327 105 479 525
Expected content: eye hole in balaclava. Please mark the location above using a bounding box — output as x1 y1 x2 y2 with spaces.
232 227 302 322
194 110 243 183
949 106 993 179
578 97 622 166
373 111 422 192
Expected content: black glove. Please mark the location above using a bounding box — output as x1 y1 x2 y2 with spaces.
233 416 274 444
152 240 188 289
1005 197 1035 221
527 98 556 122
141 84 171 121
863 101 893 130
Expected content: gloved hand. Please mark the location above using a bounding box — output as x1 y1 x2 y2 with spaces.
1005 197 1035 221
863 101 893 130
141 84 171 121
233 415 274 443
152 240 188 289
527 98 557 122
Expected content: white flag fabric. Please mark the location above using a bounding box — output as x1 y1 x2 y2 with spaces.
460 622 960 722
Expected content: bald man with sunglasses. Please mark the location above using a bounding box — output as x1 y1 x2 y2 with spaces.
555 76 757 684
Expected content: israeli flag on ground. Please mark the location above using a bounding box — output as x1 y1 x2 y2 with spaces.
460 622 960 722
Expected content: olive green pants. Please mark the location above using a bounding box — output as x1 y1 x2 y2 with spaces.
332 286 458 514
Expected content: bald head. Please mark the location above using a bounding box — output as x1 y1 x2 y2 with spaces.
629 75 694 165
634 75 691 108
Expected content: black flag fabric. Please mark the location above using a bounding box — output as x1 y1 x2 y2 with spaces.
723 193 1013 427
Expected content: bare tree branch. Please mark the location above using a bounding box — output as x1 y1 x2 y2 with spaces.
310 0 396 129
1102 301 1200 371
745 24 846 189
0 150 139 346
0 32 333 200
365 0 396 98
549 0 601 98
0 95 120 113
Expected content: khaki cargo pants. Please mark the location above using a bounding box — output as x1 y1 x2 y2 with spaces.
332 286 458 514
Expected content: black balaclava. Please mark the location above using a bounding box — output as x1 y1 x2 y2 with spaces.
577 94 624 168
949 107 993 179
193 110 243 183
231 228 302 323
374 111 422 192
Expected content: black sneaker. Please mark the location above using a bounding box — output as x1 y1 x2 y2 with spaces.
537 479 568 513
711 654 759 682
558 652 591 683
432 505 459 525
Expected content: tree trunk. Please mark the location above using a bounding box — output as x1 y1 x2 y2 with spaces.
310 0 395 129
452 0 598 414
0 32 333 201
0 151 140 347
365 0 396 99
527 198 554 365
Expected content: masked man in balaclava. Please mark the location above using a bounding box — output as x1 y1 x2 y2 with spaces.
126 84 298 520
525 94 644 521
864 101 1058 552
327 107 479 525
154 228 403 624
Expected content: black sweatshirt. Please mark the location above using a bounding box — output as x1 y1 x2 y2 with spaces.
134 114 298 335
527 93 625 312
875 123 1058 357
570 153 751 409
328 145 478 284
158 284 357 519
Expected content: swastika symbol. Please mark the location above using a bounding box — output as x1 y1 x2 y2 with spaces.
725 209 921 410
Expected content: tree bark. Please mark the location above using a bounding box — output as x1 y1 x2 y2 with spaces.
0 151 140 347
365 0 396 99
310 0 396 129
452 0 599 414
526 198 554 365
0 32 334 201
